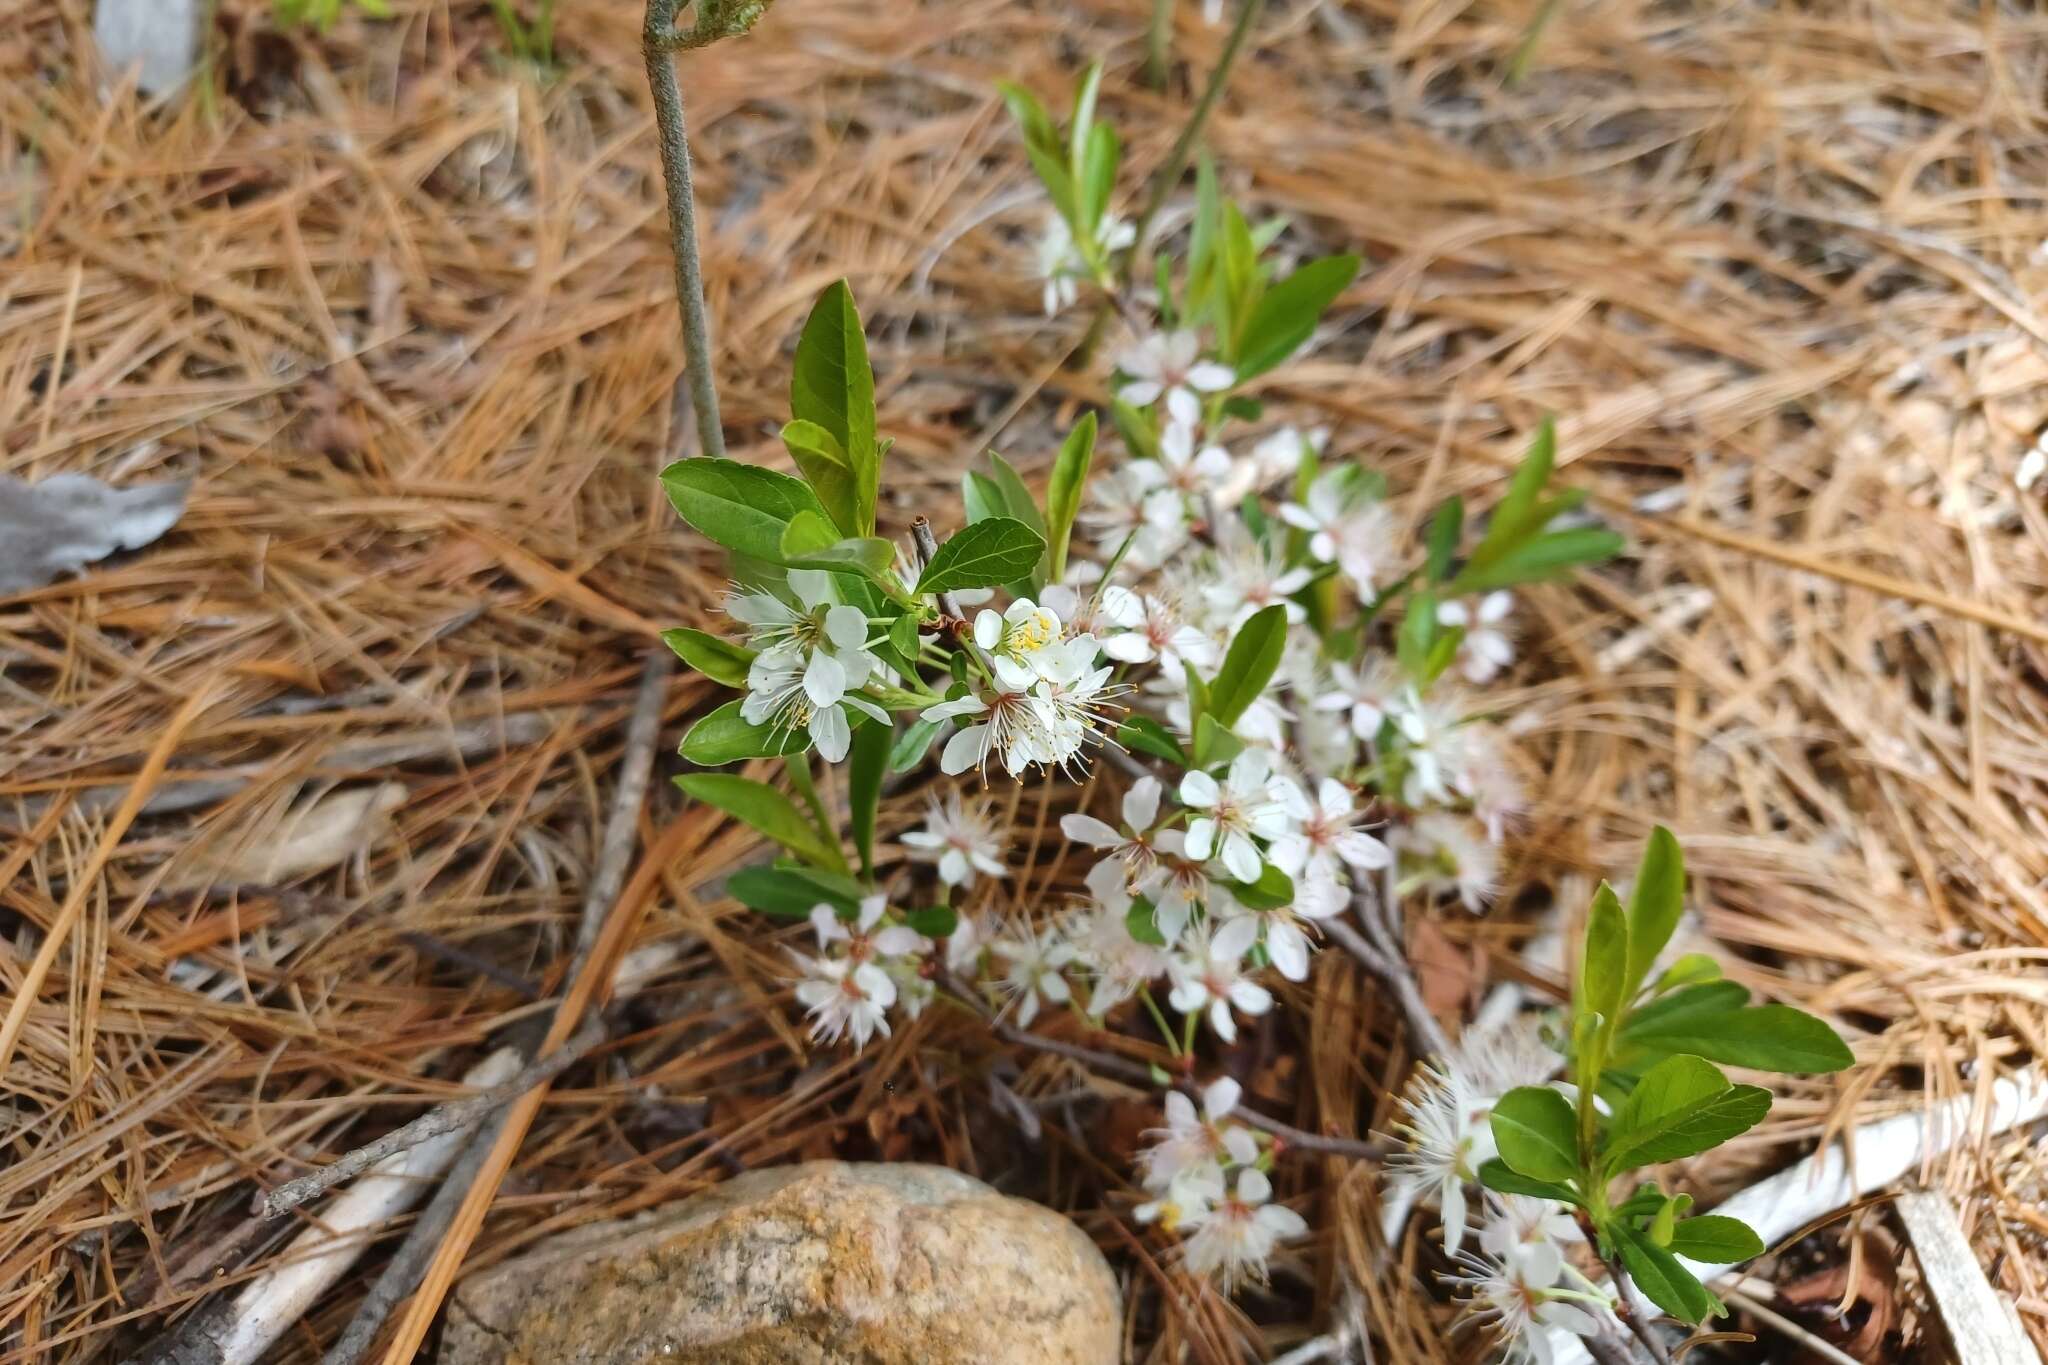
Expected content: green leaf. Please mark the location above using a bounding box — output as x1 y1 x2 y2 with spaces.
997 80 1056 154
1468 416 1556 569
1425 496 1463 583
1233 253 1360 379
1207 603 1287 727
1490 1086 1580 1183
1624 827 1686 1000
662 458 829 563
1450 527 1624 595
1191 711 1243 768
888 608 922 660
1044 413 1097 583
780 418 859 534
1665 1214 1765 1264
1118 716 1187 766
1077 123 1118 236
1227 863 1294 911
1067 60 1103 196
790 282 879 534
1109 399 1160 460
917 518 1047 595
986 451 1048 537
1581 882 1629 1029
678 698 810 765
1604 1057 1769 1171
1622 980 1751 1036
1125 896 1166 946
1614 1222 1722 1324
1397 587 1438 684
1625 1003 1853 1074
1476 1158 1580 1205
727 865 855 919
1652 952 1722 995
660 628 754 688
675 772 845 872
889 717 941 773
903 905 958 939
780 526 897 586
847 721 891 878
962 469 1007 525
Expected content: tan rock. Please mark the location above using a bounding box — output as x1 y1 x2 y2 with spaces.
441 1161 1121 1365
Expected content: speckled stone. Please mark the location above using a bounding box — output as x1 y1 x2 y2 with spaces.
440 1161 1122 1364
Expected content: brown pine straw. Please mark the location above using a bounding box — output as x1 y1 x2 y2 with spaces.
8 0 2048 1361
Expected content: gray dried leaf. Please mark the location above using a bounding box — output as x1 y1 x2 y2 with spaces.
0 473 189 595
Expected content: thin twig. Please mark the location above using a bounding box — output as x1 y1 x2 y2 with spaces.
1326 896 1452 1059
260 1022 603 1220
1124 0 1267 277
910 517 965 623
314 1110 513 1365
1594 1247 1677 1365
643 0 725 460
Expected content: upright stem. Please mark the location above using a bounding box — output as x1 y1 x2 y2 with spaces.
1122 0 1267 283
644 0 726 460
1144 0 1174 90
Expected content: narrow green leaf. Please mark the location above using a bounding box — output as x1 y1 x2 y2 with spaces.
1425 496 1463 583
1581 882 1629 1029
889 717 941 773
675 772 844 872
660 628 754 688
662 458 828 563
997 80 1056 154
1068 60 1103 195
1207 603 1287 727
1191 712 1244 769
1468 416 1557 570
1118 715 1187 766
1490 1086 1580 1183
1476 1158 1580 1205
961 469 1006 525
1450 527 1625 595
789 282 879 534
1044 412 1097 583
916 518 1047 595
1624 826 1686 999
727 865 855 919
1614 1223 1722 1325
986 451 1048 536
1233 253 1361 379
1397 588 1437 683
1626 1004 1854 1074
1652 952 1722 995
780 418 859 534
1665 1214 1764 1264
847 721 891 879
678 698 810 765
1078 123 1118 236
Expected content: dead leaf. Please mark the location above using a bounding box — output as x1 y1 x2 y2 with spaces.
0 472 189 595
176 782 406 887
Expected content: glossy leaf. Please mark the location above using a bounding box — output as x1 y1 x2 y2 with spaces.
780 417 858 534
1476 1158 1580 1205
662 458 828 564
1207 603 1287 727
789 282 879 534
1614 1223 1721 1325
678 698 809 765
674 772 844 872
917 518 1047 595
1490 1085 1579 1183
1665 1214 1764 1264
660 628 753 688
847 720 891 878
1044 412 1097 582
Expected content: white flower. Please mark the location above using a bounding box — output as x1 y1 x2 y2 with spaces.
1267 778 1391 918
1384 1061 1494 1254
1066 882 1171 1015
793 954 896 1049
1098 587 1218 673
1138 1077 1261 1192
1279 469 1397 599
1400 811 1500 913
1030 654 1124 774
1156 419 1235 500
901 789 1007 889
1480 1194 1583 1271
1134 1159 1223 1231
976 597 1068 688
1083 462 1188 569
1180 1168 1308 1291
1313 656 1406 742
727 568 878 704
1137 830 1216 942
1248 425 1326 486
1115 329 1235 427
1201 521 1313 630
1446 1238 1607 1365
1390 687 1473 807
945 910 986 975
1438 591 1517 683
1061 774 1166 890
1034 210 1134 315
992 923 1077 1027
926 687 1048 779
740 649 888 762
809 893 927 962
1166 922 1273 1043
1179 752 1291 883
